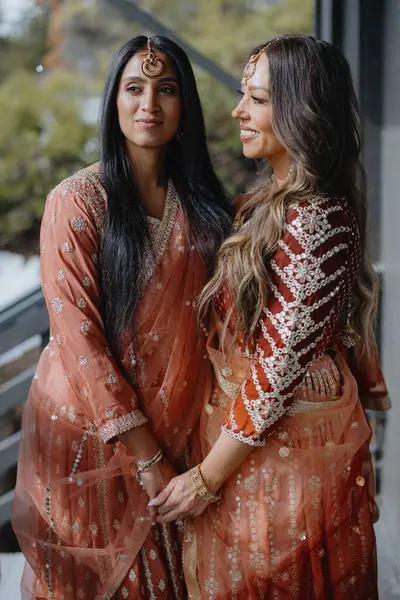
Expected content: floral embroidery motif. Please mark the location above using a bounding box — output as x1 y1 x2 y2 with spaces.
62 242 72 253
79 356 88 366
78 298 87 309
51 297 64 313
82 276 91 288
108 374 118 385
80 321 90 333
308 474 322 492
71 216 87 232
57 270 66 281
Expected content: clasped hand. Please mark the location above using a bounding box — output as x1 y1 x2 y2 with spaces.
148 470 209 524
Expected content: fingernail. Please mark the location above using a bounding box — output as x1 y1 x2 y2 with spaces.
148 499 157 506
152 521 156 526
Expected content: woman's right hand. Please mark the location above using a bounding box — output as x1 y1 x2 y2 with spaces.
139 459 177 524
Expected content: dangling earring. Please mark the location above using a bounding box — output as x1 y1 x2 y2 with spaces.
177 131 184 143
285 161 294 182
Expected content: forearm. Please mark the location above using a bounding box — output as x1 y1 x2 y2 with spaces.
119 424 160 462
200 432 253 494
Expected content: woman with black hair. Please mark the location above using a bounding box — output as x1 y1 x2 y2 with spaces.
12 36 231 599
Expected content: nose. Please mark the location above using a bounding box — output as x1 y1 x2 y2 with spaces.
231 96 249 120
141 88 160 114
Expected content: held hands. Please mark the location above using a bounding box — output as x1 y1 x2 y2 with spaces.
139 459 176 524
148 470 210 524
149 465 221 524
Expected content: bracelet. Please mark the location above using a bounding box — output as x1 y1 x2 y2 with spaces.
189 465 221 504
136 449 164 488
137 448 163 472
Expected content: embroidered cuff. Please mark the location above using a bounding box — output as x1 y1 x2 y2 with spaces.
99 409 148 444
222 424 266 447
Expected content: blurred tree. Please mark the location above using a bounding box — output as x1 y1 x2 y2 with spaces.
0 69 96 250
0 5 97 252
0 5 48 82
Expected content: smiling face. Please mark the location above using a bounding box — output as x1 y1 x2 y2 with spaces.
116 49 182 150
232 52 287 162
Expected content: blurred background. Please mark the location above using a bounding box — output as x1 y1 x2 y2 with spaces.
0 0 399 598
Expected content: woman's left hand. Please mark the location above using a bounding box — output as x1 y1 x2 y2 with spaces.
149 471 209 524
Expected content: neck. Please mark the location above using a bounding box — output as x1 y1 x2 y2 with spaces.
270 152 291 188
126 142 167 195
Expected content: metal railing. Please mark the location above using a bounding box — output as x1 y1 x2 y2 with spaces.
0 288 49 526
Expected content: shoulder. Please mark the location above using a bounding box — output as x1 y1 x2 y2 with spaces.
47 165 107 233
285 195 359 249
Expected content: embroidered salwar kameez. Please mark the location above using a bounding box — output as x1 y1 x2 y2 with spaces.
184 195 389 599
12 167 210 600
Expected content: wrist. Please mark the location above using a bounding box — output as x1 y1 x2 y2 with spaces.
199 461 224 495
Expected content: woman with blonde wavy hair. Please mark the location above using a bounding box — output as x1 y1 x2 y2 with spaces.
151 35 390 598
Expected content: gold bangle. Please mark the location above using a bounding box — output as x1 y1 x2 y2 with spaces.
189 465 221 503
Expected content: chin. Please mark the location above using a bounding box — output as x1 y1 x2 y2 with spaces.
242 146 265 160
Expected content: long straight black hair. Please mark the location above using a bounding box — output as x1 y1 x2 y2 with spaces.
98 35 232 355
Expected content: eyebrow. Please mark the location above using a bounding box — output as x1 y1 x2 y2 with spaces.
247 84 270 93
122 76 178 84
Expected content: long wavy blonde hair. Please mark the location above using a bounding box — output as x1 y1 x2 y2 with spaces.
199 35 378 361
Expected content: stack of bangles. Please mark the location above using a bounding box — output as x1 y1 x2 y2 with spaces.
136 448 164 487
135 450 221 504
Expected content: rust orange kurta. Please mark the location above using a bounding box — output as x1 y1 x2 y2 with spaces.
12 167 211 600
185 195 389 599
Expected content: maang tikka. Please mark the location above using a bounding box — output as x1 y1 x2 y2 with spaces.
141 37 166 79
242 39 280 85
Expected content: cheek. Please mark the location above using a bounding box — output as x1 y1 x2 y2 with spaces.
167 99 182 128
117 95 130 119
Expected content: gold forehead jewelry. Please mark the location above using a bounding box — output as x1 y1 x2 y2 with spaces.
141 37 166 79
242 38 281 84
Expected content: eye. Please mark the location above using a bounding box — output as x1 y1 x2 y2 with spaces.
251 96 265 105
236 89 244 98
159 85 176 94
127 86 141 93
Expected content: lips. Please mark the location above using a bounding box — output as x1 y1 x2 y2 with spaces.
240 126 259 142
136 119 162 124
136 119 163 129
